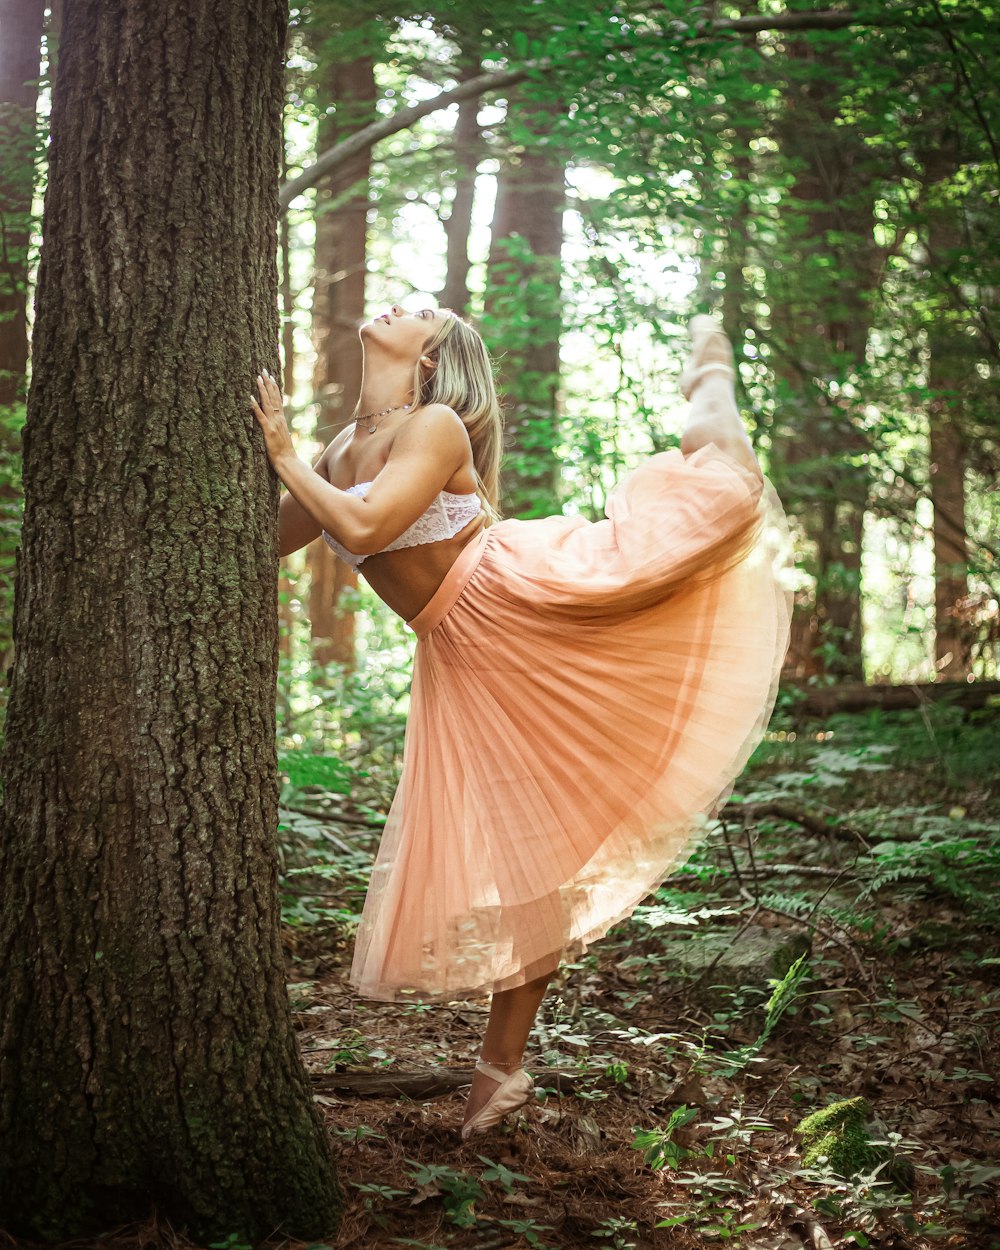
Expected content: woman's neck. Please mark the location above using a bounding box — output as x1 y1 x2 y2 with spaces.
356 359 416 419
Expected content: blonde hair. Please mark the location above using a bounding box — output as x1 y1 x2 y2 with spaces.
411 312 504 521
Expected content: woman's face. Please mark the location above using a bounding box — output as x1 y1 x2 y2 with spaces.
361 304 451 362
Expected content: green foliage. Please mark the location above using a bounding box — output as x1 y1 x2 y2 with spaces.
631 1103 700 1170
862 836 1000 916
716 953 811 1075
279 750 354 794
404 1160 484 1228
474 1155 532 1192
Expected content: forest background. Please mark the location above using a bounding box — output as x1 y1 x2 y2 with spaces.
0 2 999 1249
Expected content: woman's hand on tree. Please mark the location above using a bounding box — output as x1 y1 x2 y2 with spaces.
250 369 296 468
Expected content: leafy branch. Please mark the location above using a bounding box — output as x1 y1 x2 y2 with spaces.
279 8 952 209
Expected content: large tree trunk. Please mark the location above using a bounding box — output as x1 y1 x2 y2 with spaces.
0 2 342 1242
277 122 297 660
308 54 376 672
484 94 565 518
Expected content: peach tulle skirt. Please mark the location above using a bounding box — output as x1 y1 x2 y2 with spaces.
349 442 795 1002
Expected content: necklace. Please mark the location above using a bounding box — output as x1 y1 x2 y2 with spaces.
355 401 411 434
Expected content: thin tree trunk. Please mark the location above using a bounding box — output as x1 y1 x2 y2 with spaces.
0 0 44 413
308 55 376 672
0 2 342 1242
928 347 971 679
917 156 974 680
0 0 46 675
441 71 481 316
484 94 565 518
768 45 877 682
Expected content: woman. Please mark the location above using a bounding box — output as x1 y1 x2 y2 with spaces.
250 306 793 1139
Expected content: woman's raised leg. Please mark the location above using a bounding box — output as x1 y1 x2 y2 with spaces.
679 316 762 482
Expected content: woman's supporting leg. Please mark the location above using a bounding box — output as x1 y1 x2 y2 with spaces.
679 319 762 482
462 970 553 1126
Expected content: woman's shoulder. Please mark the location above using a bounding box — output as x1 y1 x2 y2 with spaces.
389 403 475 491
404 401 464 432
316 423 356 480
393 402 469 452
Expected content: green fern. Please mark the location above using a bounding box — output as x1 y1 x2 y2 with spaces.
861 838 1000 920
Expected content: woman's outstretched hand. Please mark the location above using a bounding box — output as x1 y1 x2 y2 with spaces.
250 369 296 469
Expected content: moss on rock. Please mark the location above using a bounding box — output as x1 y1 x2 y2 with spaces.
794 1097 883 1176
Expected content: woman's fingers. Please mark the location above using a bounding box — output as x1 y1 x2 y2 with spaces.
257 373 282 406
253 371 283 414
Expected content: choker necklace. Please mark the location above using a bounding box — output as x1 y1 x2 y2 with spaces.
355 401 412 434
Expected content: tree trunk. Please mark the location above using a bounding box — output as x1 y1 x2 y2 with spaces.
928 377 971 680
484 94 565 518
0 2 342 1242
440 71 482 316
308 54 376 672
925 209 972 678
277 112 298 662
768 45 878 682
0 0 44 413
0 0 46 676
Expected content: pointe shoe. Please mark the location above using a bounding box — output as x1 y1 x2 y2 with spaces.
460 1060 535 1140
679 314 736 400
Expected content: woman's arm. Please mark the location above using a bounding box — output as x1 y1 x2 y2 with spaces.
278 442 333 558
274 405 472 554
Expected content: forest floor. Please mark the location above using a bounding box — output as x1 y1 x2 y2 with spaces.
6 701 997 1250
267 700 1000 1250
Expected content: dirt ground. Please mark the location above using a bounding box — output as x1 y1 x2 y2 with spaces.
279 899 998 1250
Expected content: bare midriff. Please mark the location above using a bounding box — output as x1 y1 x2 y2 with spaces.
357 510 487 622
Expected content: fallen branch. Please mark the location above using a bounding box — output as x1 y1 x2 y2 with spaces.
725 799 866 845
743 862 853 879
284 804 384 830
788 679 1000 717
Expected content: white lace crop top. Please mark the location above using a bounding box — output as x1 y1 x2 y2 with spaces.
321 482 483 571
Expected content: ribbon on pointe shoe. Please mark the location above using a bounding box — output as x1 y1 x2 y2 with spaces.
679 314 736 400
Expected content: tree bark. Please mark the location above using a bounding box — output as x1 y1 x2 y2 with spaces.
484 95 565 518
278 118 297 662
0 2 342 1242
307 54 376 673
928 383 970 679
0 0 45 413
924 196 973 679
440 71 482 316
768 41 879 682
0 0 46 676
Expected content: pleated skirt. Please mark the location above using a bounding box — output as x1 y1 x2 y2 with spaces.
349 442 795 1002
